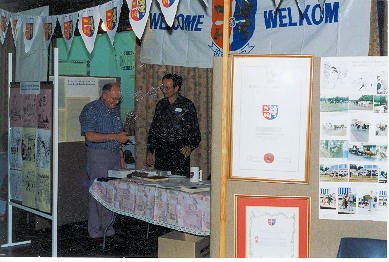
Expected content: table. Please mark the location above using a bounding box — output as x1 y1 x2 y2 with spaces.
89 177 211 236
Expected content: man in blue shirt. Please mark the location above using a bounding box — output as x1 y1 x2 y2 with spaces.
79 82 131 243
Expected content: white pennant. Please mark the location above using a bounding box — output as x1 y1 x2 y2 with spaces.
42 16 57 49
296 0 306 14
126 0 152 39
156 0 180 27
10 14 22 47
99 0 122 46
23 16 39 53
58 12 78 52
78 6 101 53
0 9 10 44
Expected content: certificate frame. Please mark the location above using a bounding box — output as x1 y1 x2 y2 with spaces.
229 54 313 183
234 194 310 258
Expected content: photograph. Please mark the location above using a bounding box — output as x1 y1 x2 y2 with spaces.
353 73 377 94
357 190 377 215
378 190 387 207
375 120 387 136
350 119 370 142
320 188 337 209
373 95 388 113
319 163 348 182
376 145 388 161
320 140 348 158
337 187 356 214
348 95 373 111
376 72 387 94
348 143 377 161
378 167 387 184
349 163 378 183
320 120 347 137
320 96 349 112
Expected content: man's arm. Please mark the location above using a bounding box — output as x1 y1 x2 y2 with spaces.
181 102 201 158
188 102 201 150
85 131 131 144
146 102 161 166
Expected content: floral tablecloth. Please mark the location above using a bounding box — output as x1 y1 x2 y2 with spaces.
89 177 210 236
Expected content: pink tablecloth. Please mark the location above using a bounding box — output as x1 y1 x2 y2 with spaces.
89 178 210 236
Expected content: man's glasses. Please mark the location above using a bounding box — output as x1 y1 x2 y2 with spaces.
108 93 122 102
160 85 172 90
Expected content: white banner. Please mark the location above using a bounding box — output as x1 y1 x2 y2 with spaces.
209 0 371 57
78 6 101 53
0 9 10 44
99 0 122 46
156 0 180 27
41 16 57 49
23 16 40 53
126 0 152 39
10 14 23 47
140 0 212 68
58 12 78 52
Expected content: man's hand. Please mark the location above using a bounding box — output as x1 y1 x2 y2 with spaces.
146 151 154 166
115 131 131 144
181 146 192 158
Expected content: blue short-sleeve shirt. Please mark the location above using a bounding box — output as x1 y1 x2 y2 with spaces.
79 99 123 150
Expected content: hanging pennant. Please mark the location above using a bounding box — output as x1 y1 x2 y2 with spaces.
10 14 22 47
23 16 39 53
156 0 180 27
0 9 10 44
78 6 101 53
99 0 123 46
126 0 152 39
41 16 57 49
58 12 78 52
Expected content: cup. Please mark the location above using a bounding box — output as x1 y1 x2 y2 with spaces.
190 167 202 183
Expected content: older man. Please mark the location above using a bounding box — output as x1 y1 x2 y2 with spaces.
79 82 131 243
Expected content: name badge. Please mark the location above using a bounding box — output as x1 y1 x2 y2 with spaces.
175 107 182 112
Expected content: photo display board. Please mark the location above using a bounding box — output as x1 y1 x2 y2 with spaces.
319 57 388 221
9 82 53 214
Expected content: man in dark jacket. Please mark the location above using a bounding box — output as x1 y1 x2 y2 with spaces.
146 74 201 177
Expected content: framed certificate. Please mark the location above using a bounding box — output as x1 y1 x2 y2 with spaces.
230 55 313 183
235 195 310 258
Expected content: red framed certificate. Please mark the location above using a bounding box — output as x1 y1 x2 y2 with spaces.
235 195 310 258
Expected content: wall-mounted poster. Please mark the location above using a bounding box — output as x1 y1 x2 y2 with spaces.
230 55 313 183
319 57 388 221
235 195 310 258
49 76 118 142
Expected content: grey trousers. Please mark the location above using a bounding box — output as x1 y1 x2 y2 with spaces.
86 147 121 238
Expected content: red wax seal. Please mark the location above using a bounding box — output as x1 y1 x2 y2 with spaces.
264 153 274 163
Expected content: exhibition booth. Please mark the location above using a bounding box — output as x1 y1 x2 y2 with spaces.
0 0 387 258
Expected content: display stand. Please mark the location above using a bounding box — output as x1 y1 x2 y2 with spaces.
1 48 59 257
